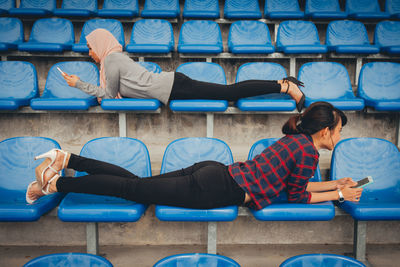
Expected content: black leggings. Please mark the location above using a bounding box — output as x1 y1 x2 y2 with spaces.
169 72 281 101
56 154 246 209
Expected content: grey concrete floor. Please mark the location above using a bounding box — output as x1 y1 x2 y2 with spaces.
1 244 399 267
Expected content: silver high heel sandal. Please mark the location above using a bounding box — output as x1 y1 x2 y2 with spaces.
34 149 68 191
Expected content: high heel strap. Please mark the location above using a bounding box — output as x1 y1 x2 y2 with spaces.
42 173 59 195
283 76 304 87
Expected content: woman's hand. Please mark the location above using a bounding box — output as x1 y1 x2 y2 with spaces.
339 185 363 202
61 72 80 87
336 177 357 188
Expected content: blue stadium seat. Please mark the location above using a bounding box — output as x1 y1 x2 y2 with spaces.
276 21 327 54
228 20 275 54
386 0 400 18
374 21 400 55
54 0 97 17
248 138 335 221
235 62 296 111
154 253 240 267
264 0 304 19
280 254 366 267
101 62 161 110
178 20 223 54
183 0 219 19
298 62 364 110
357 62 400 111
30 62 99 110
98 0 139 18
23 253 113 267
0 0 14 15
169 62 228 112
125 19 174 53
0 61 38 110
9 0 55 16
141 0 179 18
18 18 74 52
331 138 400 221
224 0 261 19
305 0 347 19
0 17 23 51
0 137 63 222
155 137 238 222
58 137 150 222
346 0 390 19
326 20 380 54
72 19 124 53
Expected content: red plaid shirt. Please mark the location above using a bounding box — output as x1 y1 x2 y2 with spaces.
229 134 319 210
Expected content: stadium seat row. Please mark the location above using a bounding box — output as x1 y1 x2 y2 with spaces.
1 0 399 20
1 17 400 55
0 60 399 112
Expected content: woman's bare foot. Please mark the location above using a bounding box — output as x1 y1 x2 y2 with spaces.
35 151 70 188
279 80 304 104
27 181 45 202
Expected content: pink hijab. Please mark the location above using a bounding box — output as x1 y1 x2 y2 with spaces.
86 29 122 88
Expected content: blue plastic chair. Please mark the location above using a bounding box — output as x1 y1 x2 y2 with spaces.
155 137 238 222
386 0 400 18
326 20 379 54
346 0 390 19
101 62 162 111
9 0 55 16
279 254 366 267
154 253 240 267
228 20 274 54
357 62 400 111
264 0 304 19
224 0 261 19
30 62 99 110
178 20 223 54
126 19 174 53
0 61 38 110
98 0 139 17
23 253 113 267
54 0 97 17
58 137 151 223
0 137 63 222
298 62 364 110
0 0 14 15
183 0 219 19
141 0 179 18
276 21 327 54
0 17 23 51
374 21 400 55
169 62 228 112
248 138 335 221
72 19 124 53
235 62 296 111
18 18 74 52
305 0 347 19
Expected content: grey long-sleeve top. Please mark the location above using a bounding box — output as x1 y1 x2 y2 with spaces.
75 52 175 105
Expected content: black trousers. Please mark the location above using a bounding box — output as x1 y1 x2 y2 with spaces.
57 154 246 209
169 72 281 101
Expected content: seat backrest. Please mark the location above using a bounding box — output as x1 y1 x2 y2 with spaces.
23 253 113 267
228 20 271 46
76 137 151 178
0 61 37 99
19 0 56 11
277 21 321 46
143 0 179 12
386 0 400 15
161 138 233 173
326 20 370 46
153 253 240 267
374 21 400 47
29 18 74 44
331 138 400 202
176 62 226 84
279 253 366 267
43 62 99 99
130 19 173 46
184 0 219 14
265 0 301 12
0 0 14 10
61 0 97 11
103 0 138 10
138 61 162 73
78 19 124 46
306 0 341 13
346 0 382 13
178 20 222 47
0 17 23 44
236 62 286 82
224 0 261 15
298 62 354 99
357 62 400 101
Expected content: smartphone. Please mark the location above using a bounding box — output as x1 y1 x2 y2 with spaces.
56 67 65 75
354 176 374 188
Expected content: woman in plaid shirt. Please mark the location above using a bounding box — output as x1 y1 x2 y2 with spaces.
28 102 363 209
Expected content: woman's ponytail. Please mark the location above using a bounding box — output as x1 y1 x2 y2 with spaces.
282 114 302 134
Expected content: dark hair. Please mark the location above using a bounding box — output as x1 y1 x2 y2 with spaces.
282 101 347 135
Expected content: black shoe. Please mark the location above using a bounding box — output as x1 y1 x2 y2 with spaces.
283 76 305 112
